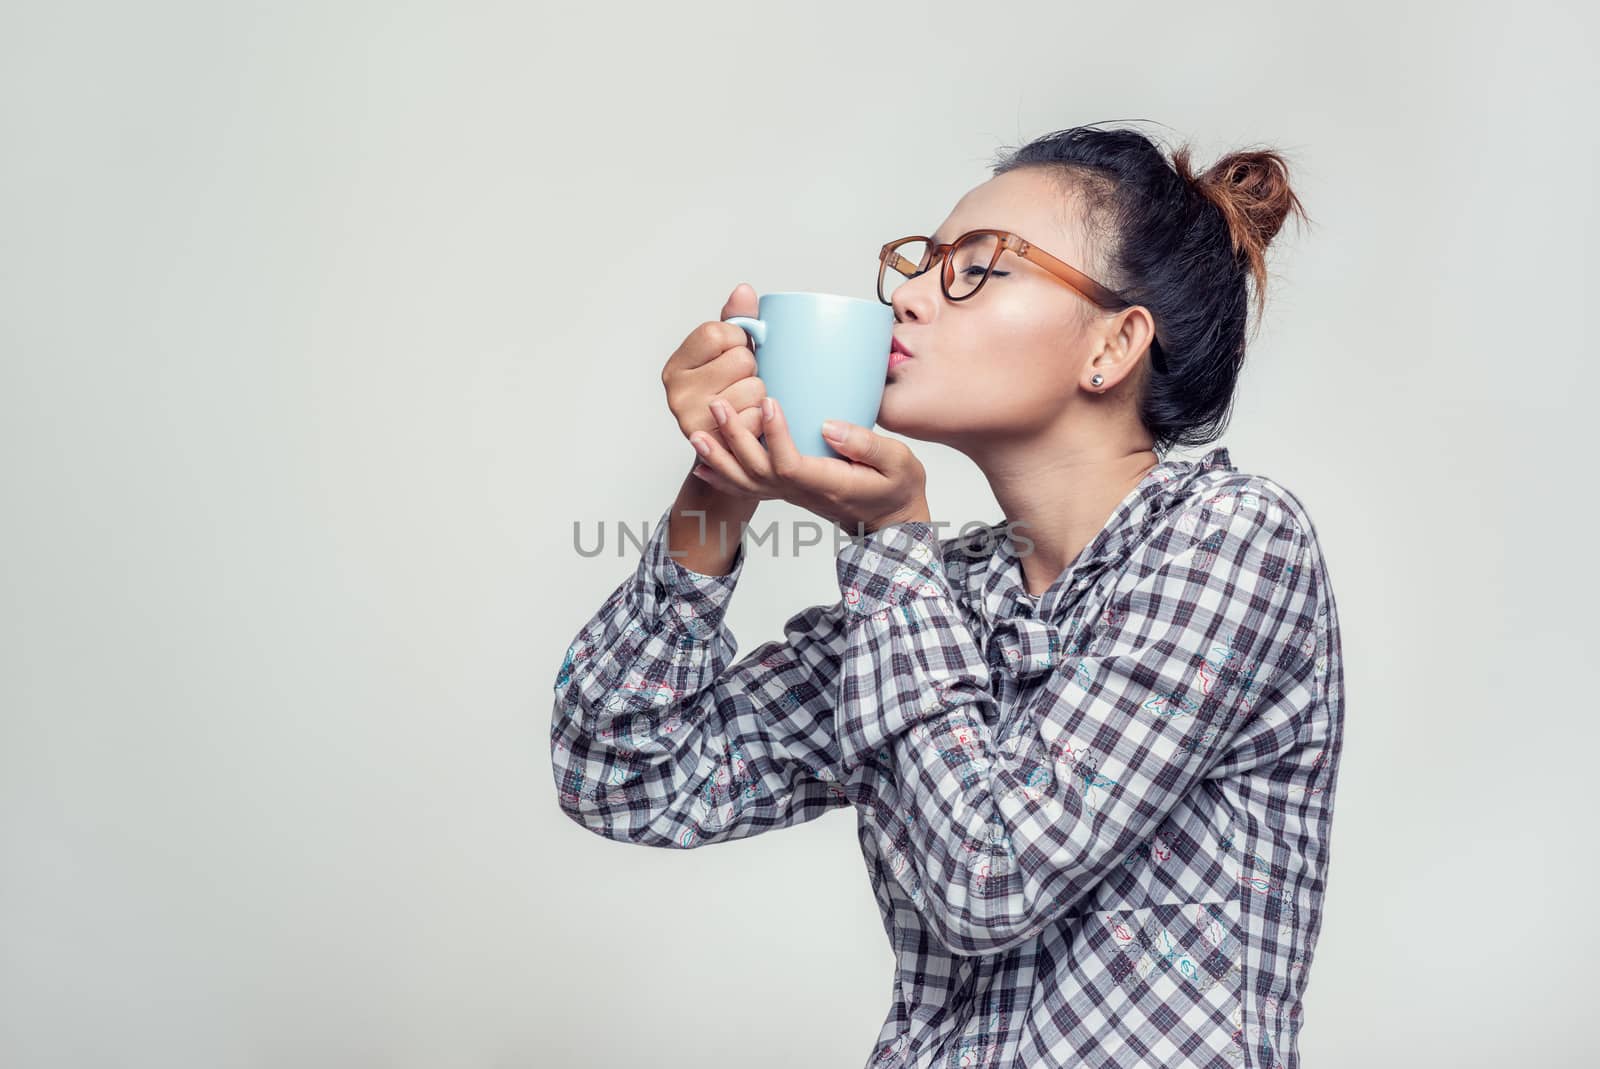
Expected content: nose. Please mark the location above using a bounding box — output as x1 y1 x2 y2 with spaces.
892 262 940 322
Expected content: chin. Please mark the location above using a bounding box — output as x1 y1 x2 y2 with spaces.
874 397 939 443
876 394 906 434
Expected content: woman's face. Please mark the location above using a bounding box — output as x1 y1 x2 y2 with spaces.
876 167 1116 449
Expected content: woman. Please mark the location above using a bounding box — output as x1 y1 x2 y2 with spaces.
551 123 1345 1069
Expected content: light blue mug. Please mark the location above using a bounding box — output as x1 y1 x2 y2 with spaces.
725 291 894 460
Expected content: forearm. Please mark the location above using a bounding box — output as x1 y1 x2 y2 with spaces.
551 491 852 848
667 470 759 577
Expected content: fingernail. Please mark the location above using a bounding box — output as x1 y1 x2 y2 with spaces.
762 398 775 421
821 420 843 440
711 401 728 426
692 434 710 457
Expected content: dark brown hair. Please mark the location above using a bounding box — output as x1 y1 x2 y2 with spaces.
990 122 1311 454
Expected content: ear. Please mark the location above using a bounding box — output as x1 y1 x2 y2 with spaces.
1089 305 1159 387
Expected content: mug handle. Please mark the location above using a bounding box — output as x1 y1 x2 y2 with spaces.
724 316 766 348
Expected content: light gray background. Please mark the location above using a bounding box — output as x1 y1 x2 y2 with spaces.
2 1 1594 1066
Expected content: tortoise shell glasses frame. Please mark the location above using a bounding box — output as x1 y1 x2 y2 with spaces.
877 228 1169 373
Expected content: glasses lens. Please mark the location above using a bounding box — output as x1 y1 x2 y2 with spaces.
879 238 929 303
947 232 1000 299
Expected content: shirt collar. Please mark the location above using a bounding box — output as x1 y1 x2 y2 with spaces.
956 446 1235 634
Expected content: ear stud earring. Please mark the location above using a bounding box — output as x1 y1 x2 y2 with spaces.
1090 374 1104 387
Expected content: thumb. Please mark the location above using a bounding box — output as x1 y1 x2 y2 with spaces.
720 282 758 322
820 419 880 464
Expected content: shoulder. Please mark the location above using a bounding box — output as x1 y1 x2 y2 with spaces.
1130 466 1333 609
1167 466 1322 550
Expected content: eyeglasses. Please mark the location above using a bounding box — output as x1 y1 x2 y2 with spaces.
877 229 1169 373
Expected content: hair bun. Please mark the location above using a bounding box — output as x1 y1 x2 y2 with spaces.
1172 144 1309 321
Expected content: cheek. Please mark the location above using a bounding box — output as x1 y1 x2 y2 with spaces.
984 284 1064 335
981 304 1076 378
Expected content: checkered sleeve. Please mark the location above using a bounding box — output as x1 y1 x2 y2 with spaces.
551 502 851 848
833 493 1317 956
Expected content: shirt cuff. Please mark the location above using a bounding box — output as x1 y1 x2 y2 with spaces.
834 520 954 616
636 502 747 643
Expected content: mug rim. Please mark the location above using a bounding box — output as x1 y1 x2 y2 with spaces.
759 291 880 305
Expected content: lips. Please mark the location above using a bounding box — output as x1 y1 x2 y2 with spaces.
888 336 915 372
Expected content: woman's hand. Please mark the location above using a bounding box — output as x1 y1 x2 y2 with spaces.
662 284 769 450
689 393 931 536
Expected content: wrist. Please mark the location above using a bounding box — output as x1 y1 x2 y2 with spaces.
676 468 759 522
669 473 758 577
864 498 931 535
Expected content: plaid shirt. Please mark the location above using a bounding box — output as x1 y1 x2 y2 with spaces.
551 446 1344 1069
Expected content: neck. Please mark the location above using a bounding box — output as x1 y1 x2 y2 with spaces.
972 434 1159 599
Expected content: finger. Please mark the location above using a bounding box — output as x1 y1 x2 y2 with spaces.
672 356 761 441
675 320 754 373
714 375 766 419
766 399 877 504
687 341 759 398
732 405 765 439
711 398 774 482
820 419 886 471
761 397 816 482
720 282 758 323
690 460 745 497
705 404 763 445
691 392 764 443
690 426 762 495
